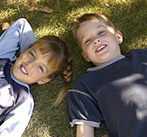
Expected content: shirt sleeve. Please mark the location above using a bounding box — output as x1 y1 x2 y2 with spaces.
0 92 34 137
0 18 36 61
66 79 102 128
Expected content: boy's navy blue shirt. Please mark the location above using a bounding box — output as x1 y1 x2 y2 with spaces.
66 49 147 137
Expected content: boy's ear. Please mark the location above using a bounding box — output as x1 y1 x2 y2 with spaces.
115 30 123 44
37 77 51 85
81 52 90 62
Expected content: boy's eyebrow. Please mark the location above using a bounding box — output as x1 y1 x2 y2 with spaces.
81 25 105 40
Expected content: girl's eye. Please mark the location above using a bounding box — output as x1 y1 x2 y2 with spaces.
85 39 91 45
39 66 43 72
29 52 34 58
98 31 105 35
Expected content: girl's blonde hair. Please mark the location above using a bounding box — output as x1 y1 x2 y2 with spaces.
72 13 116 51
29 35 73 106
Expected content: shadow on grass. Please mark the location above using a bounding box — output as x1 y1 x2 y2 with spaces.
0 0 147 136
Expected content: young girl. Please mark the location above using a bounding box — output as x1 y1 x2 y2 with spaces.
0 18 72 137
35 35 73 106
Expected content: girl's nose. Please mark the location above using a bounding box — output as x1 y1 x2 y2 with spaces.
93 38 100 45
27 61 36 69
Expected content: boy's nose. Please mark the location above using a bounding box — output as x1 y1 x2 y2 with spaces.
93 38 100 45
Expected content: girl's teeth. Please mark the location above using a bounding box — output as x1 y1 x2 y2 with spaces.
21 66 27 74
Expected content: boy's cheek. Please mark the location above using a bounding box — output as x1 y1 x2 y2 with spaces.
81 52 90 62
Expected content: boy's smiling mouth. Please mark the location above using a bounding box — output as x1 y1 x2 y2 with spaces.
20 65 28 75
95 44 107 52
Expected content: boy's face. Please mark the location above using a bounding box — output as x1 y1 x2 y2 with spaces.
11 44 53 85
77 20 123 66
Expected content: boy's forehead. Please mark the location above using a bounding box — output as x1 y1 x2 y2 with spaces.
79 19 108 28
77 20 105 36
77 19 116 46
78 20 115 36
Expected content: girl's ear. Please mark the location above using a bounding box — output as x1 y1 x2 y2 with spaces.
37 77 51 85
81 52 90 62
115 30 123 44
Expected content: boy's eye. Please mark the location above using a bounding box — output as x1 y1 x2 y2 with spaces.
39 66 43 72
98 31 105 35
85 39 91 45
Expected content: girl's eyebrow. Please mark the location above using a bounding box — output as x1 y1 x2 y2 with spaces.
30 49 37 56
42 62 48 73
40 56 50 73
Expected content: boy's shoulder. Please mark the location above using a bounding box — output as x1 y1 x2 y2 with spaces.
71 48 147 87
125 48 147 59
126 48 147 55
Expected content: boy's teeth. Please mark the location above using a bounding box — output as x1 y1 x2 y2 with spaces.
97 45 106 51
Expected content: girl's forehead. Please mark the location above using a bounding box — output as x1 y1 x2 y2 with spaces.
33 40 47 48
31 42 49 53
28 43 49 59
30 40 60 70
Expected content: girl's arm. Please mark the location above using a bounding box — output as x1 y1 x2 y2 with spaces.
76 124 94 137
0 18 36 61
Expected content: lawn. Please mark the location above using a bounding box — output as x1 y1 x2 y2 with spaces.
0 0 147 136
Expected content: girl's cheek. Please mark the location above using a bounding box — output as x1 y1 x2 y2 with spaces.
22 53 30 60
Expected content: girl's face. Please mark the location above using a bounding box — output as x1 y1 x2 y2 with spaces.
77 20 123 66
11 43 53 84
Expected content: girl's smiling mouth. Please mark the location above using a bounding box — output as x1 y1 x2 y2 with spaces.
20 65 28 75
95 44 107 52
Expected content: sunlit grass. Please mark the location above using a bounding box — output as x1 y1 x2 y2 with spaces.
0 8 17 20
0 0 147 137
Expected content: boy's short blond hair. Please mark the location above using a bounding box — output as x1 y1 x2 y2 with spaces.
72 13 117 51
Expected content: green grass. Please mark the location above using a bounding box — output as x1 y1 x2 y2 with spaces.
0 0 147 136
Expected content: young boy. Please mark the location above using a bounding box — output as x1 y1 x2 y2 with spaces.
66 13 147 137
